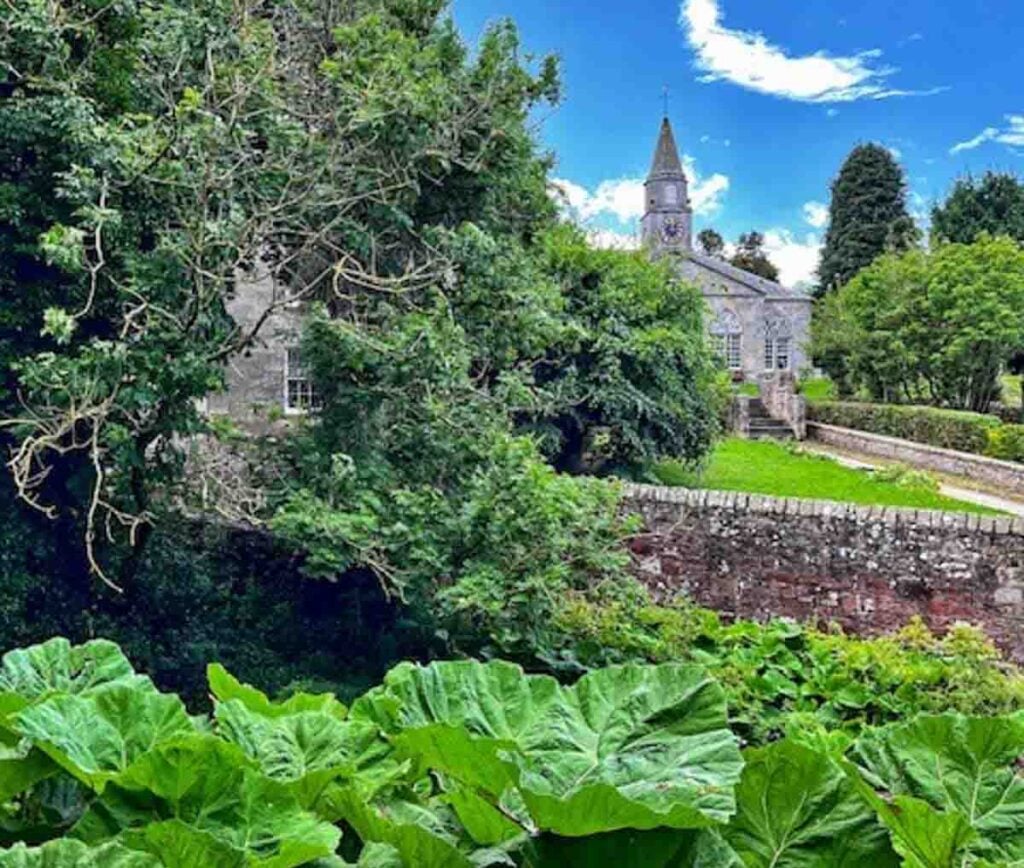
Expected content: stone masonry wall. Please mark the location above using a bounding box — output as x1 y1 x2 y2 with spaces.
808 422 1024 496
623 484 1024 660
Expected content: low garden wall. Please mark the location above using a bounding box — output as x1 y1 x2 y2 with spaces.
622 483 1024 661
807 422 1024 495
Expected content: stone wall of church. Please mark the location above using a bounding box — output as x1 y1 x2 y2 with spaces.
623 484 1024 661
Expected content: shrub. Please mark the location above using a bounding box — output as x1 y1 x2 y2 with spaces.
808 400 1000 454
986 423 1024 462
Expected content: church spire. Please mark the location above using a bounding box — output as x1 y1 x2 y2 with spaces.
642 116 692 253
648 117 685 180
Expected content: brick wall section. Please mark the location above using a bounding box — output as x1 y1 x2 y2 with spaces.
808 422 1024 495
622 484 1024 661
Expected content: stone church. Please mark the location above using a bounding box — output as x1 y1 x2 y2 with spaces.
642 117 812 379
208 116 812 423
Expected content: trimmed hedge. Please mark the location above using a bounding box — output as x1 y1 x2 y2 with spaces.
808 401 1001 454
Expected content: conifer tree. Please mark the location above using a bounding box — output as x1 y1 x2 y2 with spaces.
931 171 1024 245
816 144 918 296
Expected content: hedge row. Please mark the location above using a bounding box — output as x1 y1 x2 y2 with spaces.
808 401 1001 454
807 401 1024 463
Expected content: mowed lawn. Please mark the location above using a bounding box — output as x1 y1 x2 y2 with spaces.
653 438 1000 514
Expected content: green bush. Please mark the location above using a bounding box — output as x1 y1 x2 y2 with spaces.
808 400 1001 454
986 423 1024 462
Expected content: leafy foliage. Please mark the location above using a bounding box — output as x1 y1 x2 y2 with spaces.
817 143 919 296
0 637 1020 866
931 172 1024 245
728 232 780 282
811 237 1024 411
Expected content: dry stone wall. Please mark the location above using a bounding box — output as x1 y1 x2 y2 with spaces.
623 484 1024 660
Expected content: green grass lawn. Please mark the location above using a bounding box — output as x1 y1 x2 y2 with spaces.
797 377 837 401
1003 374 1021 408
653 438 1000 514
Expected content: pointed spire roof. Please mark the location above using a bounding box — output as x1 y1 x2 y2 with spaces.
648 117 685 180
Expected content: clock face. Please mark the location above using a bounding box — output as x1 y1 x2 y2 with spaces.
662 218 682 242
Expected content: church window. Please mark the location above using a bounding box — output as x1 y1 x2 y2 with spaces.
764 336 792 371
284 348 321 413
710 311 742 370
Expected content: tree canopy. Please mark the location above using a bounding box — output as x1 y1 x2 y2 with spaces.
816 144 919 296
931 171 1024 245
729 231 779 282
811 236 1024 412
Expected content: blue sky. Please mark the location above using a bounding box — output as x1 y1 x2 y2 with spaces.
451 0 1023 286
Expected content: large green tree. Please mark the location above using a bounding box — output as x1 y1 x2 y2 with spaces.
811 236 1024 411
816 144 919 296
0 0 560 582
931 171 1024 245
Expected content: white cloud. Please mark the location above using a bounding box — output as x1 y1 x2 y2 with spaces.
950 116 1024 154
761 230 821 288
826 108 840 118
550 156 730 229
887 146 903 160
803 201 829 229
680 0 943 103
587 228 640 251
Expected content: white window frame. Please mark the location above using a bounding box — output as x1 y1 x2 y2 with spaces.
284 348 321 414
764 336 792 372
725 333 742 371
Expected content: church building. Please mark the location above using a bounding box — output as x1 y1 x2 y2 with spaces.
642 117 812 379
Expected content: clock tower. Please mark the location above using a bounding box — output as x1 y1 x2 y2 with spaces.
641 116 692 255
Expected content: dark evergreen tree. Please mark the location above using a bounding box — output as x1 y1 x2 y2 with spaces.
730 231 780 281
931 171 1024 245
697 228 725 258
816 144 919 296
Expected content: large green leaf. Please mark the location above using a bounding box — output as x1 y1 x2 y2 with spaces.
214 698 392 809
81 736 341 867
13 684 195 791
852 714 1024 864
0 840 158 867
0 640 140 703
721 740 898 867
208 664 347 721
352 660 743 836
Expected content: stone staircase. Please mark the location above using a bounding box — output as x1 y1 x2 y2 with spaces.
747 398 794 440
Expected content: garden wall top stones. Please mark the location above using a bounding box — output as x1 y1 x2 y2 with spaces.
622 483 1024 660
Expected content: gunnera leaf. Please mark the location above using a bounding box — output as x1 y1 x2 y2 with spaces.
214 697 393 809
13 683 195 791
851 714 1024 864
351 660 743 836
207 664 347 720
722 740 898 867
82 736 341 867
0 839 159 866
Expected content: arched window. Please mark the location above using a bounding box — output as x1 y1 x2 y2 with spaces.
763 319 793 371
710 311 742 371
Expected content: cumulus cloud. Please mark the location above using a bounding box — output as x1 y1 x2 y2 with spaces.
950 115 1024 154
761 230 821 288
802 201 829 230
550 156 730 228
680 0 943 103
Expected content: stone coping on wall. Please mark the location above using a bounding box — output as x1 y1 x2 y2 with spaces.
807 422 1024 496
620 482 1024 537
